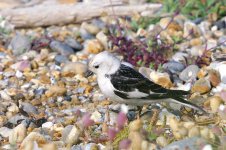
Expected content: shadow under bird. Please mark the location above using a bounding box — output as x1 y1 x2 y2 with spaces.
86 51 206 114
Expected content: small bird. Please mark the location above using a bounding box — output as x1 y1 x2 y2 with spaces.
86 51 206 113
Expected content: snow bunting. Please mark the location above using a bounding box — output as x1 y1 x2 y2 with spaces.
87 51 206 113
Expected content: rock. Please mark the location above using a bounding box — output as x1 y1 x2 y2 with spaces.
150 71 173 88
20 102 39 115
42 122 53 129
8 34 31 56
0 127 12 138
84 39 104 54
9 123 27 144
216 63 226 84
20 132 47 149
209 96 223 113
7 103 19 114
11 60 31 72
214 20 226 30
129 119 142 132
0 91 11 100
207 69 221 87
79 28 95 40
190 37 203 46
191 78 211 94
45 85 67 97
0 115 7 127
183 21 201 38
42 143 57 150
61 125 81 146
162 137 207 150
64 38 83 51
96 31 108 49
189 45 205 57
84 143 99 150
54 55 69 65
163 61 186 74
50 40 75 56
81 22 100 35
62 62 88 76
156 136 168 147
179 65 200 82
188 126 200 137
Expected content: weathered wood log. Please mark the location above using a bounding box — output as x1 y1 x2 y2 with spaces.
0 1 162 28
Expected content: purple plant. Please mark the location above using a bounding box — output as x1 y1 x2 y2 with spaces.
108 33 168 70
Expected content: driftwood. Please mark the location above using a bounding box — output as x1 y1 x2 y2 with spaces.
0 1 162 28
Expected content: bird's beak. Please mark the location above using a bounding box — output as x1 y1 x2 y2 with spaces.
85 70 94 78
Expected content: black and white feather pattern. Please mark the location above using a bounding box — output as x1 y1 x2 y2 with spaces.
88 51 206 113
109 64 205 113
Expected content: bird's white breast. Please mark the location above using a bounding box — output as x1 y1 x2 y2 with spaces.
97 75 118 99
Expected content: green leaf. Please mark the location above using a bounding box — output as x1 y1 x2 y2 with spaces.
148 132 158 141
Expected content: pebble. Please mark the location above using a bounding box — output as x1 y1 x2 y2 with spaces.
96 31 108 49
62 62 88 76
54 55 69 65
45 85 67 97
0 127 12 138
62 125 81 146
42 122 54 129
20 102 39 115
163 61 186 74
9 123 27 144
188 126 200 137
81 22 100 35
183 21 201 38
216 63 226 84
191 78 211 94
150 71 173 88
64 38 83 51
20 132 47 149
207 69 221 87
179 65 200 82
8 34 31 56
156 136 168 147
79 28 95 40
84 39 104 54
50 40 75 56
209 96 223 113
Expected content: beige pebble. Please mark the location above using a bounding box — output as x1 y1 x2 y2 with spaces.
156 136 168 147
42 143 57 150
188 126 200 137
9 123 27 144
84 39 104 54
62 62 88 76
20 132 47 149
169 117 179 131
209 96 222 113
45 85 67 97
129 119 142 132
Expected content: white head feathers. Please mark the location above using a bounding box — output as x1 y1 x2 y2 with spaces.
88 51 121 76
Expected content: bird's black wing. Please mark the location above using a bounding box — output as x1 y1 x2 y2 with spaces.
109 64 168 97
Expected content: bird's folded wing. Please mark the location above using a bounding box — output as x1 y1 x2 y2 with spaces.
110 64 168 97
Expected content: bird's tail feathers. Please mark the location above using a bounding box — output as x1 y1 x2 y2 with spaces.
171 96 207 114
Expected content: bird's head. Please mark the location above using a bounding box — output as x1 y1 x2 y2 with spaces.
86 51 121 77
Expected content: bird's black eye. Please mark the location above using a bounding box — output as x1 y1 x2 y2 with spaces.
94 65 99 69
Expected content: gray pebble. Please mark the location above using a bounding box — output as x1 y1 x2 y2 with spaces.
65 38 83 51
20 102 39 115
55 55 69 65
8 34 31 56
179 65 200 82
50 40 75 56
163 61 186 74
